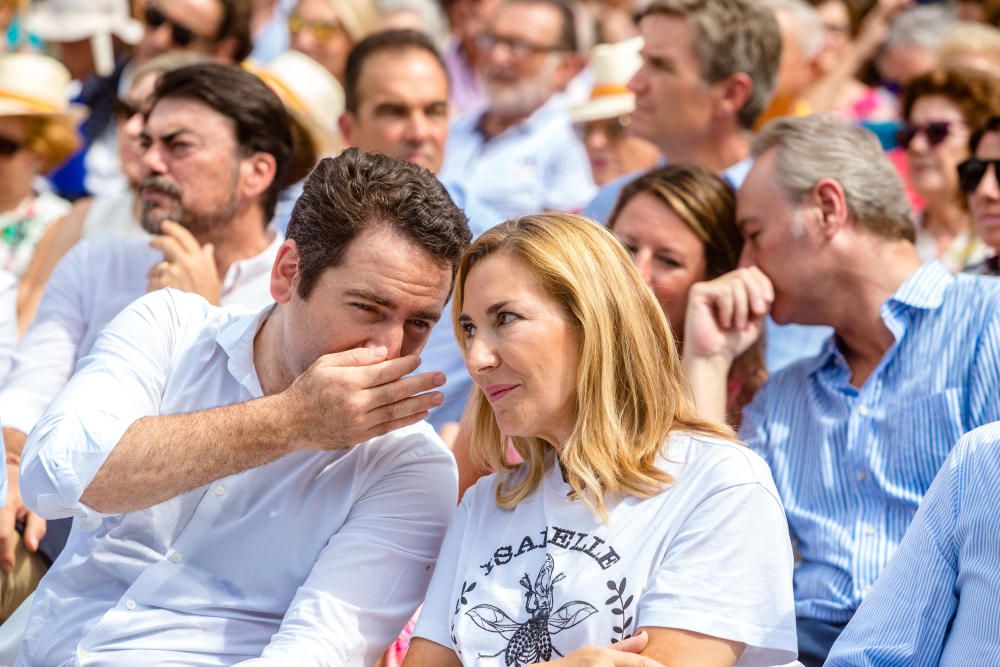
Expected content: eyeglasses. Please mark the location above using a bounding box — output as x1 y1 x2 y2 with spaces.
112 97 145 122
144 6 209 48
957 157 1000 193
0 137 22 157
897 121 962 150
287 15 344 42
475 32 565 58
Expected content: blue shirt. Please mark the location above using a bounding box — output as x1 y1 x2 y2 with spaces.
740 261 1000 623
440 95 596 221
825 422 1000 666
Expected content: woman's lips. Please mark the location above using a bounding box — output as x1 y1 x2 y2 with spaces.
485 383 519 403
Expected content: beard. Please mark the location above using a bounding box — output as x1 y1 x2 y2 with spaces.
138 175 240 236
483 56 559 117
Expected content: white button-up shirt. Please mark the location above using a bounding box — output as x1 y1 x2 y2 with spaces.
0 233 281 436
18 289 458 666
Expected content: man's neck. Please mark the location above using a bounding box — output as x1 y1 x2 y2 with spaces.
199 205 272 279
824 242 924 387
662 126 750 174
253 304 294 397
480 104 540 141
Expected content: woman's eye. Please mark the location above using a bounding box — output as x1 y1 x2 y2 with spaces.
656 256 681 268
461 322 477 337
498 312 518 326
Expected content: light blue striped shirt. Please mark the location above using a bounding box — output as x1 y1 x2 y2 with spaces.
825 422 1000 666
740 260 1000 623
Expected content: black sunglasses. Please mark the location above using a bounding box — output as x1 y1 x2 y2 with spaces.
957 157 1000 193
144 6 205 47
897 121 956 149
0 137 23 157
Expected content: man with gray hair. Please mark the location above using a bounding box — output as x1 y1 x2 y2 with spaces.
878 3 954 91
681 113 1000 665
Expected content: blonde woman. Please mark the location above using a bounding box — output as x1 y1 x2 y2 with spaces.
404 214 796 667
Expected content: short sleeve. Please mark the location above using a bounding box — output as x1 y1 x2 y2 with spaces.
412 484 476 651
636 480 798 666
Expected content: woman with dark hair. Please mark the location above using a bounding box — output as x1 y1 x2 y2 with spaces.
608 164 766 426
900 66 1000 271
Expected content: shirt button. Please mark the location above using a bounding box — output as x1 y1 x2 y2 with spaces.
78 647 89 659
213 485 225 496
857 470 868 481
857 405 870 416
125 599 136 610
170 551 183 563
863 526 877 536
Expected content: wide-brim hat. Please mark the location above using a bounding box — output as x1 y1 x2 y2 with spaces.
244 51 345 159
25 0 144 44
0 53 88 125
570 36 644 124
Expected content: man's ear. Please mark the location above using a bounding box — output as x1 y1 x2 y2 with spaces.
714 72 752 123
270 239 300 304
338 112 357 147
241 151 278 200
813 177 849 239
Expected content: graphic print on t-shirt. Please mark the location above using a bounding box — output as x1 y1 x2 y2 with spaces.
465 554 595 664
451 523 635 667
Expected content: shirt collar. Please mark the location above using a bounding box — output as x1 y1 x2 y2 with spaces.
215 303 274 397
221 230 283 297
473 92 570 139
887 260 953 311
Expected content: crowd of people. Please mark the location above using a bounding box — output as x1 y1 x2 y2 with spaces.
0 0 996 665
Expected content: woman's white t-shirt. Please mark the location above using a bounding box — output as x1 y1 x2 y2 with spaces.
414 431 798 666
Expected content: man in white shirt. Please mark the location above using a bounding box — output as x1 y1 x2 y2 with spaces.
0 62 293 609
17 148 471 665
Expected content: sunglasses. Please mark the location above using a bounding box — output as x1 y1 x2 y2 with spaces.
112 97 145 122
957 157 1000 193
897 121 960 149
145 6 208 48
0 137 23 157
287 15 343 42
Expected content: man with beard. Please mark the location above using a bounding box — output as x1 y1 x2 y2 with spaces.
0 63 291 608
438 0 596 220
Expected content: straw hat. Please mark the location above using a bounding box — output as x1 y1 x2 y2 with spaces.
570 36 644 124
25 0 144 45
244 51 345 159
0 53 88 124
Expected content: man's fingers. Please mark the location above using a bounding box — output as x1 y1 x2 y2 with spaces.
366 391 444 428
159 220 202 253
149 235 187 263
22 512 46 552
360 354 425 387
714 285 734 329
368 371 445 409
315 346 391 371
0 509 16 574
730 279 750 330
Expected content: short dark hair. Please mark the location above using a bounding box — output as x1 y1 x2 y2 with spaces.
287 149 472 299
504 0 578 52
149 63 293 224
218 0 254 62
344 29 448 114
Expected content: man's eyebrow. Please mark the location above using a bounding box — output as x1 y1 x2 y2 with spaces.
346 288 395 309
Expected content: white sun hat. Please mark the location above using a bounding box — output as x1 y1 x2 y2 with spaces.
570 36 644 124
25 0 144 45
244 50 345 159
0 52 88 123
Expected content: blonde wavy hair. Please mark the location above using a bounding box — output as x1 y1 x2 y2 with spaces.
452 213 737 520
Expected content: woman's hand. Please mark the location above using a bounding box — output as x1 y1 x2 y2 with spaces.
541 632 664 666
